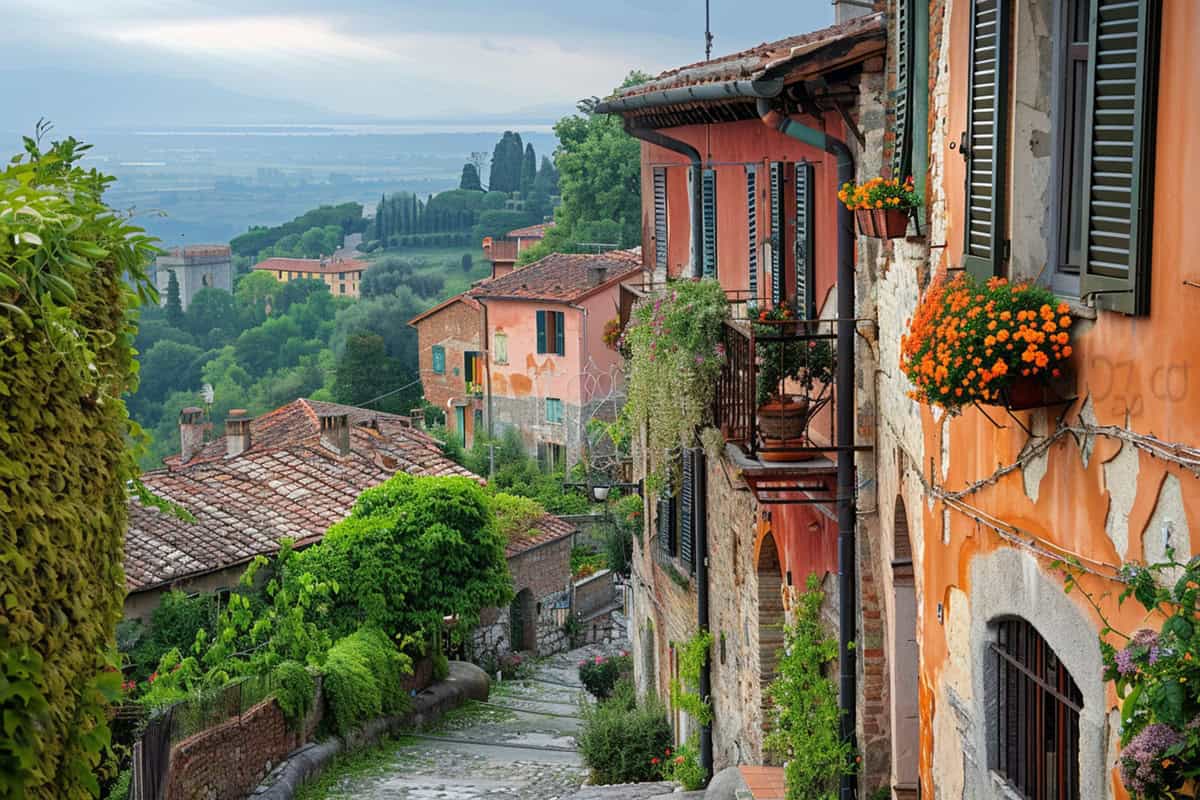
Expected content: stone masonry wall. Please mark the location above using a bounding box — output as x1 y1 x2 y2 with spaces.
473 536 573 663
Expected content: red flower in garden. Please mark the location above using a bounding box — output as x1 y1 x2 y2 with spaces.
651 757 660 765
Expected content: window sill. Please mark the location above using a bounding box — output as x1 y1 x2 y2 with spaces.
1062 297 1098 321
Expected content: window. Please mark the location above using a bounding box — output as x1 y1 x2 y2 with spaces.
678 447 699 572
1052 0 1092 294
493 331 508 364
545 397 563 423
277 270 283 279
464 351 483 388
1073 0 1160 314
701 168 717 278
537 441 565 472
992 618 1082 799
962 0 1012 280
746 166 758 298
769 162 784 304
431 345 445 374
339 283 346 294
657 491 677 559
338 271 345 280
794 162 815 318
536 310 565 356
892 0 929 224
653 167 668 273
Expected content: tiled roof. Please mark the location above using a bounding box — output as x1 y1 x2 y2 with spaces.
126 399 477 592
406 292 483 327
472 249 644 304
609 13 885 101
507 222 554 239
253 256 369 275
506 514 576 558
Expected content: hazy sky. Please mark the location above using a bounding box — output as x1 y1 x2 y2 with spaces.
1 0 833 125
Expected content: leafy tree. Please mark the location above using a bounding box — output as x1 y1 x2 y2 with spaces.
230 202 364 258
489 131 525 193
534 156 559 195
134 340 204 413
360 257 414 298
333 333 414 411
234 315 302 375
459 163 483 191
234 271 281 320
294 474 514 640
165 269 184 327
184 287 239 344
473 209 539 242
520 143 537 194
275 278 328 315
330 289 423 373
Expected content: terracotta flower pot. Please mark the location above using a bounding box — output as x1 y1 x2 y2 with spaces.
854 208 878 237
757 396 810 441
873 208 911 238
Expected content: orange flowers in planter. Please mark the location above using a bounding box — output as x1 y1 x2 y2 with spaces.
900 274 1074 410
838 175 919 211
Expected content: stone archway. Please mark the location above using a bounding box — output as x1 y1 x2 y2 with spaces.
889 499 919 799
510 588 537 652
757 533 785 717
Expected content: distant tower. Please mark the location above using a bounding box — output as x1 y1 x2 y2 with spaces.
154 245 233 310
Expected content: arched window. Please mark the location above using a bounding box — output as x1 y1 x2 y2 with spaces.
992 617 1083 799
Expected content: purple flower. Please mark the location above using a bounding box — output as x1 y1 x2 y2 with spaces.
1131 628 1159 649
1115 648 1136 676
1120 723 1184 793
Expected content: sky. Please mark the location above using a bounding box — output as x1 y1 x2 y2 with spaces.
0 0 833 127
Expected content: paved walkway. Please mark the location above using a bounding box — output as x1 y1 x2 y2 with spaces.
313 644 624 800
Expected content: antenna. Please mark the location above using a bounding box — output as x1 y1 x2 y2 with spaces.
705 0 713 61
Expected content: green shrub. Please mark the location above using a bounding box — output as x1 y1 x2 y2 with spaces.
577 681 672 785
662 734 706 791
578 653 631 700
432 653 450 682
103 768 131 800
322 629 413 736
0 131 156 797
124 590 220 682
764 575 856 800
273 661 315 727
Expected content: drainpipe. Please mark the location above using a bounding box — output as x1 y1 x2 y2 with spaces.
756 97 859 800
696 447 712 781
622 121 704 279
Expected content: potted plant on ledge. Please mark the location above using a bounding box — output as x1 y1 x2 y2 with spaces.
754 303 834 461
839 176 920 239
900 275 1075 414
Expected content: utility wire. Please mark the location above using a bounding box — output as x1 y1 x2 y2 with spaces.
356 376 423 409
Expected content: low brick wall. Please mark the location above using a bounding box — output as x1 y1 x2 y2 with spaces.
165 658 433 800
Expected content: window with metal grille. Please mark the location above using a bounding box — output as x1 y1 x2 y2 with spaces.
653 167 668 273
991 618 1083 800
962 0 1011 280
1076 0 1160 314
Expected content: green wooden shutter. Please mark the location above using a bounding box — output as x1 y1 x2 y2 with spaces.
746 166 759 299
702 168 718 278
431 345 445 374
679 449 695 572
1079 0 1160 315
770 162 784 305
962 0 1011 280
553 311 565 355
658 496 673 558
536 310 546 353
794 162 815 319
653 167 668 273
892 0 915 180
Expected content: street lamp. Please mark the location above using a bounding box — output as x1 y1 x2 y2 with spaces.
591 485 611 503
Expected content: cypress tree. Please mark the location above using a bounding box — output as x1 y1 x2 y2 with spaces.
165 269 184 327
376 193 388 242
459 163 483 191
520 143 537 194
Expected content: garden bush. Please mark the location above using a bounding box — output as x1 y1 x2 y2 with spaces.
322 628 413 735
272 660 315 727
662 735 706 791
578 653 631 700
577 681 672 785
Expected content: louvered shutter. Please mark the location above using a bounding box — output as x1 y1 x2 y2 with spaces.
679 449 695 570
794 162 815 319
536 310 546 353
701 169 718 278
769 162 784 304
658 496 674 557
962 0 1011 280
653 167 668 273
746 166 759 299
892 0 914 180
1079 0 1160 315
553 311 565 355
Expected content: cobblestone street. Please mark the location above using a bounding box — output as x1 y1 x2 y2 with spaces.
311 645 623 799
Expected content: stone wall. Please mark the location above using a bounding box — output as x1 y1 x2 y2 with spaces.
473 535 573 663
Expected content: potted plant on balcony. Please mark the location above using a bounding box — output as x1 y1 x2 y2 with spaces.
754 303 834 460
900 275 1075 413
839 176 919 239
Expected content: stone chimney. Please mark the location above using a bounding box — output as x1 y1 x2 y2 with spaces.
179 407 206 462
832 0 873 24
224 409 253 457
588 265 609 287
410 408 425 429
319 412 351 456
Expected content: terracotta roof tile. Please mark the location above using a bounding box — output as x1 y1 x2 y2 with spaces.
472 249 643 304
505 514 577 558
253 256 369 276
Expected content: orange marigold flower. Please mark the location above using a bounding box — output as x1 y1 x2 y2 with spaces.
996 329 1010 342
999 310 1012 321
955 388 963 397
1057 302 1070 315
1059 315 1071 327
1061 345 1072 358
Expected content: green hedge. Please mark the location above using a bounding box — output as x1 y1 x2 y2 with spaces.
322 628 413 736
272 661 316 728
0 133 155 796
577 681 672 785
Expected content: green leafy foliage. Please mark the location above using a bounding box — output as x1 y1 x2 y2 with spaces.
578 653 631 701
662 735 706 791
619 280 730 486
669 630 713 725
577 680 672 785
230 203 365 259
489 492 548 541
322 628 413 736
764 575 856 800
0 128 154 798
272 661 316 728
120 591 220 682
295 474 513 641
571 546 607 581
1059 553 1200 798
454 428 591 514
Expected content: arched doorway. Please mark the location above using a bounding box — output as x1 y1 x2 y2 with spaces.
510 588 537 652
757 533 785 720
889 499 919 799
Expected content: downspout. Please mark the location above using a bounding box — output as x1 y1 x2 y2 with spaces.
756 97 859 800
481 300 495 466
696 447 712 781
622 121 704 279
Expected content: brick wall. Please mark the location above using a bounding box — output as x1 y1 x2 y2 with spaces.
473 535 573 661
412 300 483 428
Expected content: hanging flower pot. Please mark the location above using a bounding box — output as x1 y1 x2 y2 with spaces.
873 208 910 239
854 208 878 238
